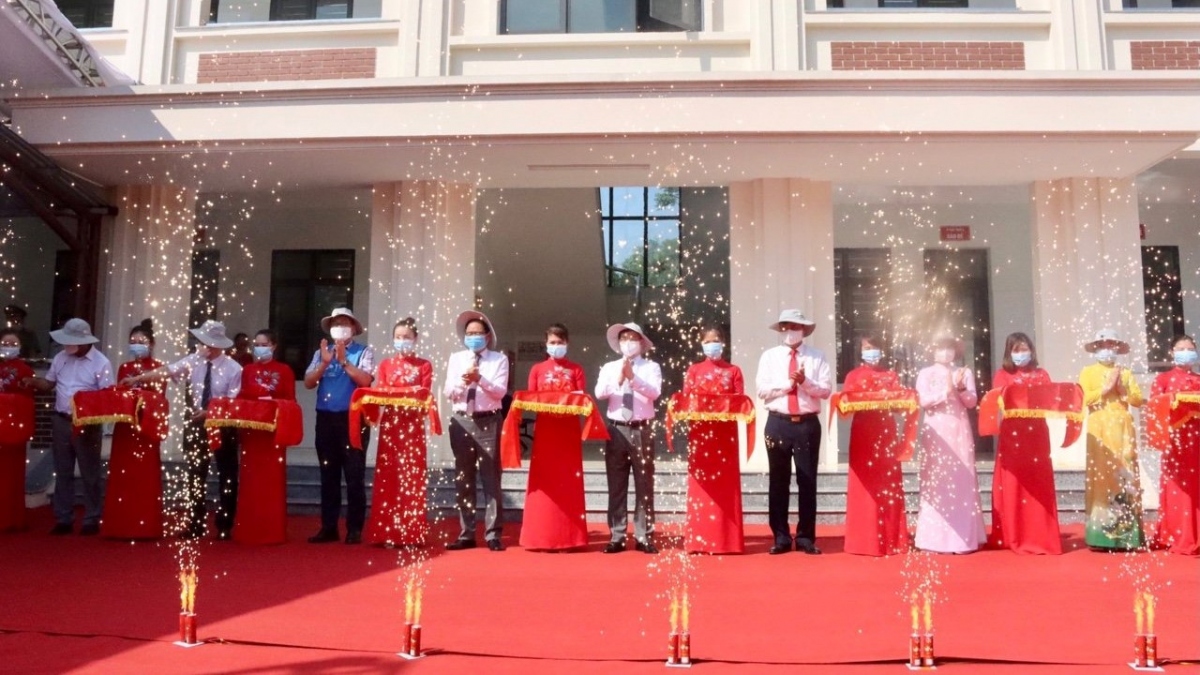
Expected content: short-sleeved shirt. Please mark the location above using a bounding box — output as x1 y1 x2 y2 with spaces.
45 347 115 414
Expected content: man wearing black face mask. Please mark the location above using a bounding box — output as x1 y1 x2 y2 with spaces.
24 318 114 535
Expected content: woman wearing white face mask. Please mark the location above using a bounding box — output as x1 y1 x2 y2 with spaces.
0 328 35 532
364 317 433 548
520 323 590 551
914 334 985 554
1079 329 1144 551
986 332 1062 555
1149 334 1200 555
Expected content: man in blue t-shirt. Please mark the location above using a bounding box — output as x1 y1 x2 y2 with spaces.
303 307 375 544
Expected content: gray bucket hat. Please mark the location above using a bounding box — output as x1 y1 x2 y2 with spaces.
49 318 99 346
606 322 654 354
768 309 816 335
189 320 234 349
320 307 364 336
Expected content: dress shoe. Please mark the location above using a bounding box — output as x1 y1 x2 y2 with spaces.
603 540 626 554
444 538 477 551
768 542 791 555
635 540 658 554
486 539 505 552
79 524 100 536
308 529 340 544
345 531 362 545
796 540 822 555
50 523 73 536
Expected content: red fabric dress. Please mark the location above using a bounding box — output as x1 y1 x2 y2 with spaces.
1151 367 1200 556
519 358 589 551
842 365 909 556
234 359 296 545
102 358 166 540
683 358 746 554
986 367 1062 554
364 355 434 546
0 359 35 532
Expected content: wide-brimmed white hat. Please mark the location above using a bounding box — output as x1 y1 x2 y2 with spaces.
456 310 497 349
49 318 99 346
320 307 364 336
606 322 654 354
189 320 234 349
768 309 816 335
1084 328 1130 355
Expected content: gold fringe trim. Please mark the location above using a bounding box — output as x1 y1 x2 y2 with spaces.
511 400 593 416
205 418 276 432
355 395 431 411
1003 409 1084 422
1173 393 1200 408
73 414 136 426
671 410 754 423
837 400 916 414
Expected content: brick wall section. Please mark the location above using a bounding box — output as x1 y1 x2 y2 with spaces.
832 41 1025 70
197 48 376 83
1131 41 1200 70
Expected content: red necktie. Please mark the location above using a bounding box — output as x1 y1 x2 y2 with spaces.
787 349 800 415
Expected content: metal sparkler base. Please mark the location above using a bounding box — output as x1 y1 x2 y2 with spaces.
1128 665 1165 673
397 651 426 661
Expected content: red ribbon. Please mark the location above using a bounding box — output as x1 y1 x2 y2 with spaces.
205 398 305 451
665 392 757 459
978 383 1084 448
500 390 610 469
828 389 919 461
0 392 36 445
1145 392 1200 452
347 386 442 450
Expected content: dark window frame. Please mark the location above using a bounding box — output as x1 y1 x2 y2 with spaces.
833 248 893 384
501 0 700 35
56 0 115 28
269 0 354 21
269 249 356 379
1142 245 1186 371
600 187 682 289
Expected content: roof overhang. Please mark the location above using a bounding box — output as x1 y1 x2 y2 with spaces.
5 72 1200 190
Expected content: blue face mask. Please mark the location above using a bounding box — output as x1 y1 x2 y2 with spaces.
1094 349 1116 365
546 343 567 359
861 349 882 365
1174 349 1198 367
394 339 415 355
464 335 487 353
252 346 273 362
128 344 150 359
701 342 724 360
1011 351 1032 367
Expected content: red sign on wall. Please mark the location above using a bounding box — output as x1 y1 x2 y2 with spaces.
940 226 971 242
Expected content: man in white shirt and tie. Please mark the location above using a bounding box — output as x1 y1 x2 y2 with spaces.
595 322 662 554
25 318 114 535
443 310 509 551
125 320 243 539
755 310 832 555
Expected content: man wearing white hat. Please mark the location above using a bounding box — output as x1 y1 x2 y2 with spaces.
443 310 509 551
24 318 114 535
594 322 662 554
755 310 832 555
303 307 375 545
124 319 243 539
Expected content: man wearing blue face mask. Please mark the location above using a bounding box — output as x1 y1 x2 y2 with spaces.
443 310 509 551
303 308 375 545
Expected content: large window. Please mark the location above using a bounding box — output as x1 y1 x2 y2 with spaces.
600 187 681 288
57 0 114 28
833 248 892 383
1142 246 1185 370
270 250 355 378
503 0 700 34
269 0 353 21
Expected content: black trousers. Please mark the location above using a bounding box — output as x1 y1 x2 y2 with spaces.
764 414 822 546
183 419 239 536
449 413 503 542
315 410 369 534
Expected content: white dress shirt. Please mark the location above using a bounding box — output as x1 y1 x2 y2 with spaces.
45 347 115 414
755 343 833 415
167 352 243 407
443 349 509 413
594 356 662 422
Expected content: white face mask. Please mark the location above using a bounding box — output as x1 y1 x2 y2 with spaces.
619 341 642 358
783 329 805 347
934 348 955 365
330 326 353 341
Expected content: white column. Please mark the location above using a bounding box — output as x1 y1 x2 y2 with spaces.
729 178 836 473
101 184 198 459
368 181 477 466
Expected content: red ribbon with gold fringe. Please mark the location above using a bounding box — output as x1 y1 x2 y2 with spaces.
828 389 919 461
0 392 36 445
205 398 304 451
978 383 1084 448
71 387 169 441
348 386 442 450
666 392 757 459
500 390 609 469
1145 392 1200 452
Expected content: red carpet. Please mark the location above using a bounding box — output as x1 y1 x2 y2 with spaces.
2 507 1197 674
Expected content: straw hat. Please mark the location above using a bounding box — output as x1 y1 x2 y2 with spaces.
768 309 816 335
49 318 99 346
606 322 654 354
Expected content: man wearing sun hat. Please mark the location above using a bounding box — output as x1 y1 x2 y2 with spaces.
594 322 662 554
443 309 509 551
125 319 244 539
24 318 114 535
303 307 375 545
755 309 832 555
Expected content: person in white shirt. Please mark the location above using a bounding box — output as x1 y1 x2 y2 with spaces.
443 310 509 551
755 309 832 555
124 320 243 539
595 322 663 554
25 318 114 536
